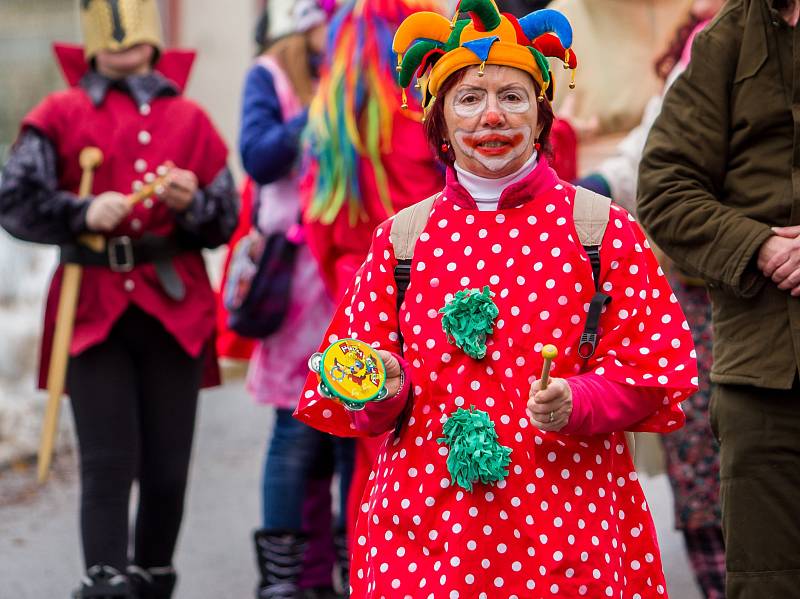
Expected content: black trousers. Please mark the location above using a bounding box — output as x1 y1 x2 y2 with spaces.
710 381 800 599
67 306 204 571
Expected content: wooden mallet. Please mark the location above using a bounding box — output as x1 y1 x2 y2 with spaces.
538 344 559 426
37 147 103 483
539 344 558 390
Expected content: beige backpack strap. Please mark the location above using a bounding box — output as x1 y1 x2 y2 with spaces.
573 186 612 247
390 193 439 260
573 187 635 459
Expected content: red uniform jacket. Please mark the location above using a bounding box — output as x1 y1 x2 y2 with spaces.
24 46 230 388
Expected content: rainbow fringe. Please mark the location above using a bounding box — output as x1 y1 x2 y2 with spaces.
305 0 444 225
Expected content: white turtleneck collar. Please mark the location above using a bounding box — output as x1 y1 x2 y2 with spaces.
454 151 538 211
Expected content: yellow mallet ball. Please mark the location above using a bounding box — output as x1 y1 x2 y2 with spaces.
541 344 558 360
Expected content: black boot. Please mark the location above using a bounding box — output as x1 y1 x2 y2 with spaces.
333 529 350 598
253 529 308 599
128 566 177 599
71 565 134 599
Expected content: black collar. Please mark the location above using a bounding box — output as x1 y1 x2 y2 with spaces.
80 70 179 107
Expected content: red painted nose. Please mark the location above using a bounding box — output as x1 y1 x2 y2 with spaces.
484 110 503 126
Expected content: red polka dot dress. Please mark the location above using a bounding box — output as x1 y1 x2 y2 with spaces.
296 161 697 598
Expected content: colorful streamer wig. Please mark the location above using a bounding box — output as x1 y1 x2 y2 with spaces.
305 0 445 225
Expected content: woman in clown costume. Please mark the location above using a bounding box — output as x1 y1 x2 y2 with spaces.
296 1 698 596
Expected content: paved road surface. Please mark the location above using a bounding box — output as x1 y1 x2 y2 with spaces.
0 380 703 598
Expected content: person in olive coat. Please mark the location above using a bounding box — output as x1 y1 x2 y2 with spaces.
638 1 800 597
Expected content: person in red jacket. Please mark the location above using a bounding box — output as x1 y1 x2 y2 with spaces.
0 2 237 598
299 0 446 560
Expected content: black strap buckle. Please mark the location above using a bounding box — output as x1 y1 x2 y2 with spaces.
108 236 134 272
394 260 412 313
578 332 598 360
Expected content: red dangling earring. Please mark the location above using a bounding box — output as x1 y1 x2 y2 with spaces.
534 141 541 152
441 141 451 153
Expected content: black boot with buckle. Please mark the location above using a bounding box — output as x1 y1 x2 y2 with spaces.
253 529 308 599
127 565 177 599
71 565 134 599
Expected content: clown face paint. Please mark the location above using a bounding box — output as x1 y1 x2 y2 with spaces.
453 125 532 173
444 65 541 178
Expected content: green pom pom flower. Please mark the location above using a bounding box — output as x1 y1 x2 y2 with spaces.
437 406 512 492
439 286 499 360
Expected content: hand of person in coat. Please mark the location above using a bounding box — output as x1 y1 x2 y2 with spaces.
86 191 130 232
527 377 572 432
159 167 198 212
377 350 404 398
758 225 800 296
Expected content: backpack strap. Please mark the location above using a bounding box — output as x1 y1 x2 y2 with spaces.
573 189 634 456
573 186 612 359
390 193 439 312
389 188 612 358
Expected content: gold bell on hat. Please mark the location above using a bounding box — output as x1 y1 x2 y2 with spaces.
81 0 164 60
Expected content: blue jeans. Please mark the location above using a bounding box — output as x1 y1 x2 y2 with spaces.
262 408 354 531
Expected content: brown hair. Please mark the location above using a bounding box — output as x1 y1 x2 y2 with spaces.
653 14 700 81
423 67 555 167
266 33 316 106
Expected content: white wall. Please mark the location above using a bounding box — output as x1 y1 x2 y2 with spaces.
181 0 258 179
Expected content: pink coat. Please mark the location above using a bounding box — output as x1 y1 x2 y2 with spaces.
245 56 334 408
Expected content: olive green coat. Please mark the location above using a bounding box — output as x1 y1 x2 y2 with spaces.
638 0 798 389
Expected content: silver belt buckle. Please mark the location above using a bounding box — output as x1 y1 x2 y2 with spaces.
108 236 134 272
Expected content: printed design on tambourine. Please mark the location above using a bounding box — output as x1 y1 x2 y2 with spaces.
308 339 388 410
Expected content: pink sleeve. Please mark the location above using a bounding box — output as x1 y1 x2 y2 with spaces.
348 353 411 436
561 372 667 436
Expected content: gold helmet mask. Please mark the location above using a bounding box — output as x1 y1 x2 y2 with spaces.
81 0 164 61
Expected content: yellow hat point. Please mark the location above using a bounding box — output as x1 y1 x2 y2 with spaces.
541 345 558 360
449 7 459 30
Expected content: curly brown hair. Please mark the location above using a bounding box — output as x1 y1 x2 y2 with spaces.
422 67 555 167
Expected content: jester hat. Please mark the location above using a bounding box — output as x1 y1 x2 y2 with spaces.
392 0 577 110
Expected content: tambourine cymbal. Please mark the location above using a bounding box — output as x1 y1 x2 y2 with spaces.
308 338 388 411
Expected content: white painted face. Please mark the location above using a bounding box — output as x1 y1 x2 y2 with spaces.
443 64 541 179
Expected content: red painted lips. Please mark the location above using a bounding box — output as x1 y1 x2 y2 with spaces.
463 133 525 156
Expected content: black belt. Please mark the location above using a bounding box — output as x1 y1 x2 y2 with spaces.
60 235 191 301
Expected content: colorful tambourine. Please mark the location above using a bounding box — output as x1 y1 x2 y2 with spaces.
308 338 388 411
